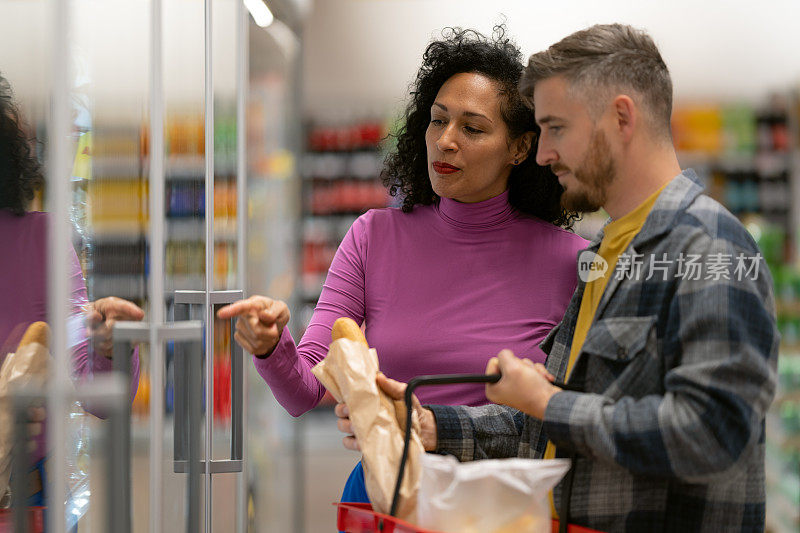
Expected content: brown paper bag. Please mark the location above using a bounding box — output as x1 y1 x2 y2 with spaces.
0 322 51 499
312 335 423 522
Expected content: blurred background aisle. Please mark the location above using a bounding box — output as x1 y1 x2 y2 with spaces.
0 1 798 531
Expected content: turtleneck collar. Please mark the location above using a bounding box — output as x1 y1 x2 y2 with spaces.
435 189 518 230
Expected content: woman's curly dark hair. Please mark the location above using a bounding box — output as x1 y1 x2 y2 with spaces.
382 25 578 228
0 74 44 215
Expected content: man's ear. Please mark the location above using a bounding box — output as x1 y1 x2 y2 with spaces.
512 131 535 164
612 95 637 143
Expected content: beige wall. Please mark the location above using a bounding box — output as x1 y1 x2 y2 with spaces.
302 0 800 117
0 0 238 117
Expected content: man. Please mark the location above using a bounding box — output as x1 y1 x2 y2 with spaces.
338 23 779 532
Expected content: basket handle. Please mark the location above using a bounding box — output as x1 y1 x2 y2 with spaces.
389 372 581 518
389 373 502 517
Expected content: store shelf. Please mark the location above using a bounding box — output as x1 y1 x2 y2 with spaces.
765 411 800 533
92 155 142 178
166 218 237 241
677 150 791 175
90 274 146 300
88 230 147 244
297 120 390 335
164 154 204 179
673 94 800 533
302 151 384 180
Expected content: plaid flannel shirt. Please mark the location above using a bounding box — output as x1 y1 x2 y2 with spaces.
428 170 779 532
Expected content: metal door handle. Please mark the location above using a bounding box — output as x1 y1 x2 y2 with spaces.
173 290 244 473
110 320 202 533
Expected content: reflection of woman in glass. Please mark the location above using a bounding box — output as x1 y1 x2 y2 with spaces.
219 26 587 502
0 72 142 507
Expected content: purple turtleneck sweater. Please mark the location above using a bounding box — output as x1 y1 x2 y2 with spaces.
254 190 587 416
0 210 140 464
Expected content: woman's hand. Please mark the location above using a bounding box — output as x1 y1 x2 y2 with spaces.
334 372 438 452
485 349 561 419
334 402 360 451
216 296 290 358
85 297 145 359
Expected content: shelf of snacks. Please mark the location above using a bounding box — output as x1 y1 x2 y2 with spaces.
76 112 241 430
297 117 392 330
294 118 391 408
673 95 796 234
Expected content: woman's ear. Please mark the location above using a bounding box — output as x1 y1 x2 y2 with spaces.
512 131 535 164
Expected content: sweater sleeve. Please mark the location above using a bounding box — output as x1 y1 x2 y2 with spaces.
253 215 369 417
68 244 141 407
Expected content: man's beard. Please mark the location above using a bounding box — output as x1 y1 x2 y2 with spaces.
555 129 616 213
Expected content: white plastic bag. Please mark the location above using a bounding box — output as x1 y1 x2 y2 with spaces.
417 454 571 533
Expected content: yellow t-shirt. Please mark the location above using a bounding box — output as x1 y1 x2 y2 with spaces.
546 181 668 518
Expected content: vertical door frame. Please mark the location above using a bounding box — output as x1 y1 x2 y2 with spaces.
235 1 249 531
46 0 72 530
148 0 166 530
203 0 215 531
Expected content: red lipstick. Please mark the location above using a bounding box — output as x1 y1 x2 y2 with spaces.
432 161 460 174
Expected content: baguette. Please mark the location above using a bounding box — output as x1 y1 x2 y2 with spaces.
331 317 369 348
17 321 50 350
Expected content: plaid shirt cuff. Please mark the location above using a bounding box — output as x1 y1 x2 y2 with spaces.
428 404 475 462
543 390 604 454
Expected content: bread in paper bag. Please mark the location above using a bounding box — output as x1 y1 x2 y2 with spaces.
0 322 51 498
312 318 423 522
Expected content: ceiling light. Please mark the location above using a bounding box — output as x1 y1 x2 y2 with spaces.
244 0 274 28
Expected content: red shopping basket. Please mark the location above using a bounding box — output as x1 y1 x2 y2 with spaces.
335 373 596 533
0 507 45 533
335 502 602 533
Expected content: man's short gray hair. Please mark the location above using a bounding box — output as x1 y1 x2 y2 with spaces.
520 24 673 138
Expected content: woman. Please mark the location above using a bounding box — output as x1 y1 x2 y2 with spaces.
0 73 142 509
218 26 587 503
